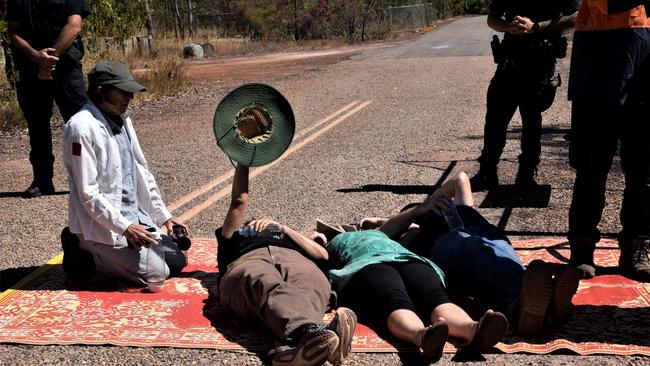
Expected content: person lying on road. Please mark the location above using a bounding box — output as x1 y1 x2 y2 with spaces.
215 163 356 366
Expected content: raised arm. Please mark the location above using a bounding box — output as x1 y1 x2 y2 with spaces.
434 172 474 207
221 164 249 239
379 172 474 240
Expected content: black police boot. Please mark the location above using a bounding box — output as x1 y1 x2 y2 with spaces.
568 237 597 279
515 164 537 188
619 238 650 283
469 169 498 191
61 227 96 281
23 181 55 198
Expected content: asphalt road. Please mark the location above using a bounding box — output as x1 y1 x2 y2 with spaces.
0 15 645 365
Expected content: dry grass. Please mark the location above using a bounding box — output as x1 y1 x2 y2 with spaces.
0 33 361 132
0 86 25 132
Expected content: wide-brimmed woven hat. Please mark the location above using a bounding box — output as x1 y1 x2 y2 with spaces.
213 83 295 167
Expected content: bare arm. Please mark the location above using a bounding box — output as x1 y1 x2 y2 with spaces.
283 226 329 260
435 172 474 206
515 12 577 34
379 204 430 240
52 14 83 57
249 218 329 260
221 164 249 239
7 20 58 68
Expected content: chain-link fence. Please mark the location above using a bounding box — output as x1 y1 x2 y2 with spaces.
387 3 434 32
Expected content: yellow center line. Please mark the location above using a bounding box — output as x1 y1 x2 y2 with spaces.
176 100 373 223
167 100 361 213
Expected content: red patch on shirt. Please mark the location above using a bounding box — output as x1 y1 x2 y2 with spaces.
72 142 82 156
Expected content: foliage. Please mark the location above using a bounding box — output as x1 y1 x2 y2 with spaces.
84 0 146 42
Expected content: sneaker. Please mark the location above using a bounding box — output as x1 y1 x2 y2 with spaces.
61 227 96 281
619 238 650 283
421 319 449 360
459 310 508 354
547 265 580 325
517 260 553 336
272 329 339 366
469 170 498 191
327 307 357 366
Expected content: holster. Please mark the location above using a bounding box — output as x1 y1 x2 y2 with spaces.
490 34 505 64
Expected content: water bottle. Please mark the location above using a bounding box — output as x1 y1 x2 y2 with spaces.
145 231 168 293
442 204 464 231
238 224 284 239
238 225 255 237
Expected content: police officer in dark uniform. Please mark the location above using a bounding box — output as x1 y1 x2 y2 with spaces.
470 0 579 191
6 0 90 198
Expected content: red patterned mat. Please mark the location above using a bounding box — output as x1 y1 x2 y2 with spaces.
0 238 648 355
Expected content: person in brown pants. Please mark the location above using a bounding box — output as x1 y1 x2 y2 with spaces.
215 164 356 366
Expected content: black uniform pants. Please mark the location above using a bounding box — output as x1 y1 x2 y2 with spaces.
568 101 650 241
15 62 86 185
478 61 557 172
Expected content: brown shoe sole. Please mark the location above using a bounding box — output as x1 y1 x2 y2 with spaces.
549 266 579 325
518 260 553 336
273 329 339 366
328 307 357 366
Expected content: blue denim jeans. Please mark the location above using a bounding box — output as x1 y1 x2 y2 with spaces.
425 226 525 321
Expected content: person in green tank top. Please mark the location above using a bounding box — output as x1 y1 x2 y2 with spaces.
313 194 509 360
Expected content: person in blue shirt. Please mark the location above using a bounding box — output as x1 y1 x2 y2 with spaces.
357 172 579 337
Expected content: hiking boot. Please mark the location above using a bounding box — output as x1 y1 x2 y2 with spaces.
514 165 537 188
568 237 597 279
273 328 339 366
23 181 55 198
469 170 498 191
547 264 580 325
327 307 357 366
61 227 96 281
517 260 553 336
619 239 650 283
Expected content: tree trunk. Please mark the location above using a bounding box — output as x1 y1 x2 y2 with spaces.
172 0 185 39
361 0 375 42
144 0 155 38
187 0 196 38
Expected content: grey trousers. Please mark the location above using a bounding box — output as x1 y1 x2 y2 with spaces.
77 232 187 285
218 246 332 341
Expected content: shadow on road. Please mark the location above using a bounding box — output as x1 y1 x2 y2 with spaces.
0 190 69 199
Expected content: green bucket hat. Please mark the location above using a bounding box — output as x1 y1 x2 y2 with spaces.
213 83 295 167
88 60 147 93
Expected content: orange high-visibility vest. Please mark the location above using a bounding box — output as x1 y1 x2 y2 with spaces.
575 0 650 31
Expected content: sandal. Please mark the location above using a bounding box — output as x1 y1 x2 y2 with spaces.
459 310 508 354
421 319 449 360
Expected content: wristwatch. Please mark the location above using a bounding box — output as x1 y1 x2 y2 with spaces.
532 22 541 33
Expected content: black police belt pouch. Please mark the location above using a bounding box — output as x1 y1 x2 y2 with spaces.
490 35 505 64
